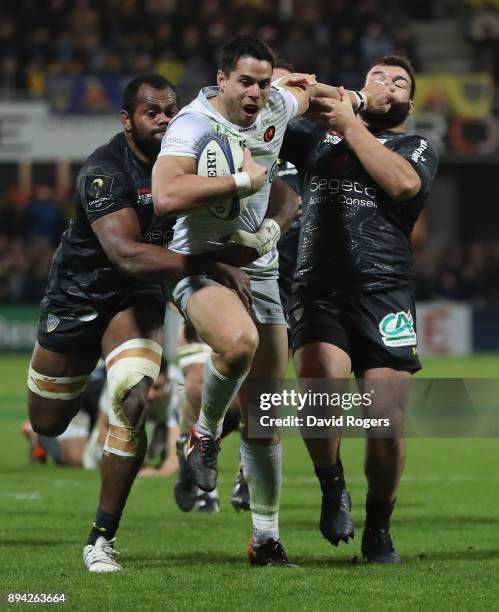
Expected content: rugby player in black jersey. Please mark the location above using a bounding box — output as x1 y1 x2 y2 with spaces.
26 74 258 573
281 56 439 563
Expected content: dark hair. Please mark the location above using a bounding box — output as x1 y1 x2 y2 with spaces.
273 57 295 73
219 35 275 75
369 55 416 99
122 74 177 115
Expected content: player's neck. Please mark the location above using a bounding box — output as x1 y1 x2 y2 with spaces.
361 117 407 134
124 132 155 164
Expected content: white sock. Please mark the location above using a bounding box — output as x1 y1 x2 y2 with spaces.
195 355 247 438
240 438 282 543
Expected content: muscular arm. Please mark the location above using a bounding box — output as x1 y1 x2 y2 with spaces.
343 122 421 202
152 155 238 216
91 208 252 310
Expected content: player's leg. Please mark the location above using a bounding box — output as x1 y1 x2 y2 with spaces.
28 342 99 437
239 321 291 566
357 367 410 564
290 296 354 546
84 303 163 572
175 277 258 491
351 288 420 563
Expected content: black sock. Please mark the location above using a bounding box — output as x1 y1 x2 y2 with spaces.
86 508 122 545
365 495 396 531
315 461 345 489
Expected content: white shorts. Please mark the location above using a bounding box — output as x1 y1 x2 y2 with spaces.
173 275 286 326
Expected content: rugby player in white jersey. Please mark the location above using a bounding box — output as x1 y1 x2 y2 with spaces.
152 35 391 565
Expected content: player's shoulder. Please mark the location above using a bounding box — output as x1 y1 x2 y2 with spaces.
385 131 438 158
80 132 127 175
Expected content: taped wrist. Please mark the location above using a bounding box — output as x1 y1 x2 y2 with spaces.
233 172 252 198
353 90 368 112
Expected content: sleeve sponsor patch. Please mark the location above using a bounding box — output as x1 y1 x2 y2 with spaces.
83 174 115 212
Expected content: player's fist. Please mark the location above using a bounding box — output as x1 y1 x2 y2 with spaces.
361 81 393 113
242 148 267 194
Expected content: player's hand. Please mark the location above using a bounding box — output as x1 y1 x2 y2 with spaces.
209 262 253 311
361 80 393 113
228 219 281 258
242 148 267 194
273 72 317 90
313 87 357 133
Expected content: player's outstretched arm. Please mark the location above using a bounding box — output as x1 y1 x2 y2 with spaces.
152 150 266 216
91 207 252 308
277 73 392 117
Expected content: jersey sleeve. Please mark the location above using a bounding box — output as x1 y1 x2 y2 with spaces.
272 84 299 121
77 156 135 224
158 113 212 159
280 117 318 169
396 135 439 197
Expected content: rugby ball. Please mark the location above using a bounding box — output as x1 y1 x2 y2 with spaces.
196 133 248 220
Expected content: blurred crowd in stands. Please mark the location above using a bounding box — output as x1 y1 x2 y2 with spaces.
0 0 457 97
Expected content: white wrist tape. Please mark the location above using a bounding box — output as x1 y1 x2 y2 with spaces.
354 90 368 112
233 172 252 198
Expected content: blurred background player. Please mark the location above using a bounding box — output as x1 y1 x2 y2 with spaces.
283 56 439 563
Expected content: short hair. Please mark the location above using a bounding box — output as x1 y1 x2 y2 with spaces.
273 57 295 73
219 35 275 75
368 55 416 99
122 74 177 115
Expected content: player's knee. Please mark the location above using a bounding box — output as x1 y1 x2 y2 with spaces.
104 339 162 458
120 381 149 427
30 411 70 437
222 328 258 372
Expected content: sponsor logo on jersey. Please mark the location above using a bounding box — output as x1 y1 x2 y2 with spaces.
263 125 276 142
411 139 428 163
84 174 114 212
136 188 152 206
324 131 343 145
379 311 417 347
47 314 60 333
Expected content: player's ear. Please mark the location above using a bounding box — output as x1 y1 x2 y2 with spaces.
120 109 132 132
217 69 226 92
408 99 415 115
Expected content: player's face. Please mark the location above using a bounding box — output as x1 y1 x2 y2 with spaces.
125 85 178 160
218 56 273 127
362 64 414 130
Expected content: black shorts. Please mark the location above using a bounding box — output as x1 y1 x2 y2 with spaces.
289 288 421 374
37 285 166 355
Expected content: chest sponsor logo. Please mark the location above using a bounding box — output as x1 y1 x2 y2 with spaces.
308 176 377 208
379 311 417 347
84 174 114 212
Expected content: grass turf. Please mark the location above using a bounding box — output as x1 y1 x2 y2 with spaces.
1 353 498 611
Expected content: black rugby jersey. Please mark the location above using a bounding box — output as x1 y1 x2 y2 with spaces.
45 132 175 303
280 118 439 295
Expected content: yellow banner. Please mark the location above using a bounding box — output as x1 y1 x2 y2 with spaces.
414 73 493 119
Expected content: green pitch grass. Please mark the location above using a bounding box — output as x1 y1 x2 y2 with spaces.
1 353 498 611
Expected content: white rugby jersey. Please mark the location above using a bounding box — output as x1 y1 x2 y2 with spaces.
158 85 298 275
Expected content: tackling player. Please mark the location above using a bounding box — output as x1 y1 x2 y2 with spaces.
282 56 439 563
152 36 392 565
27 74 253 573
